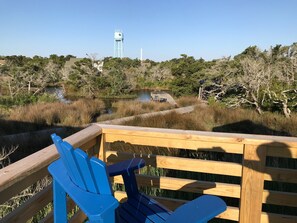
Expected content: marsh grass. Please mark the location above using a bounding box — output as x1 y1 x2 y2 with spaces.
9 99 105 126
96 100 174 122
175 96 200 107
123 103 297 136
0 99 105 161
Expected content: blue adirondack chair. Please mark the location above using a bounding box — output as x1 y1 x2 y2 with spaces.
48 134 227 223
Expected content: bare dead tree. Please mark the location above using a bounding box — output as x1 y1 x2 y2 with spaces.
263 58 297 118
3 68 26 99
202 57 238 101
31 61 61 96
238 57 271 113
0 146 18 169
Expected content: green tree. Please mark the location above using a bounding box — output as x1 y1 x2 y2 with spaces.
169 54 208 96
107 69 131 96
68 59 100 96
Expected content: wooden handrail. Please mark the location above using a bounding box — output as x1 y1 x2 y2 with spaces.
0 124 296 223
97 124 297 148
0 124 102 200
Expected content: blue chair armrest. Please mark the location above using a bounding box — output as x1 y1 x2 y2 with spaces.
165 195 227 223
107 158 145 177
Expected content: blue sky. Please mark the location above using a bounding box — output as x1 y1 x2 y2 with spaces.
1 0 296 61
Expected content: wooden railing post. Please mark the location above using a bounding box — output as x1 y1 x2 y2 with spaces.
239 144 267 223
98 133 106 162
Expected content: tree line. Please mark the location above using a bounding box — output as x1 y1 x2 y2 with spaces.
0 43 296 117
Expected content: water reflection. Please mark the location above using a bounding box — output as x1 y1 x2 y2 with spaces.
45 87 71 104
46 87 153 114
103 91 152 114
136 90 151 102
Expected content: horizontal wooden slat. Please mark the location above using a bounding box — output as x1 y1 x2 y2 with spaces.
40 196 78 223
114 191 128 203
40 212 53 223
0 186 52 223
261 212 297 223
265 167 297 184
217 206 240 222
263 190 297 207
267 146 297 159
107 151 243 177
106 133 297 158
98 124 297 148
112 174 241 198
114 190 239 221
0 166 49 205
69 210 87 223
80 138 97 151
105 133 244 154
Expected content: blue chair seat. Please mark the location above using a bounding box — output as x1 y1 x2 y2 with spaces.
117 194 171 223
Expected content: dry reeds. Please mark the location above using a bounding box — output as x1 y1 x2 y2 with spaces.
176 96 200 107
123 110 208 131
9 99 105 126
122 103 297 137
97 100 174 122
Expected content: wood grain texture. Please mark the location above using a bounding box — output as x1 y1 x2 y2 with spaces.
98 133 106 161
262 190 297 207
264 166 297 183
260 212 297 223
105 133 243 154
0 186 52 223
97 124 297 147
112 174 241 198
69 210 87 223
239 144 266 223
106 151 243 177
0 166 48 205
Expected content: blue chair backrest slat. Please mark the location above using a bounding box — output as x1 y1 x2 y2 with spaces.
61 141 88 190
73 148 100 193
51 134 77 184
90 157 113 195
51 134 87 190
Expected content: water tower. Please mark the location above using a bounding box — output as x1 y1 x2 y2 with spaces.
114 31 124 58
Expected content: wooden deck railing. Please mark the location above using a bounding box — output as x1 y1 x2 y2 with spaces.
0 124 296 222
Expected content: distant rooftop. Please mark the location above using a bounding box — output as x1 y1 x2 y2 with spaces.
0 59 6 66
